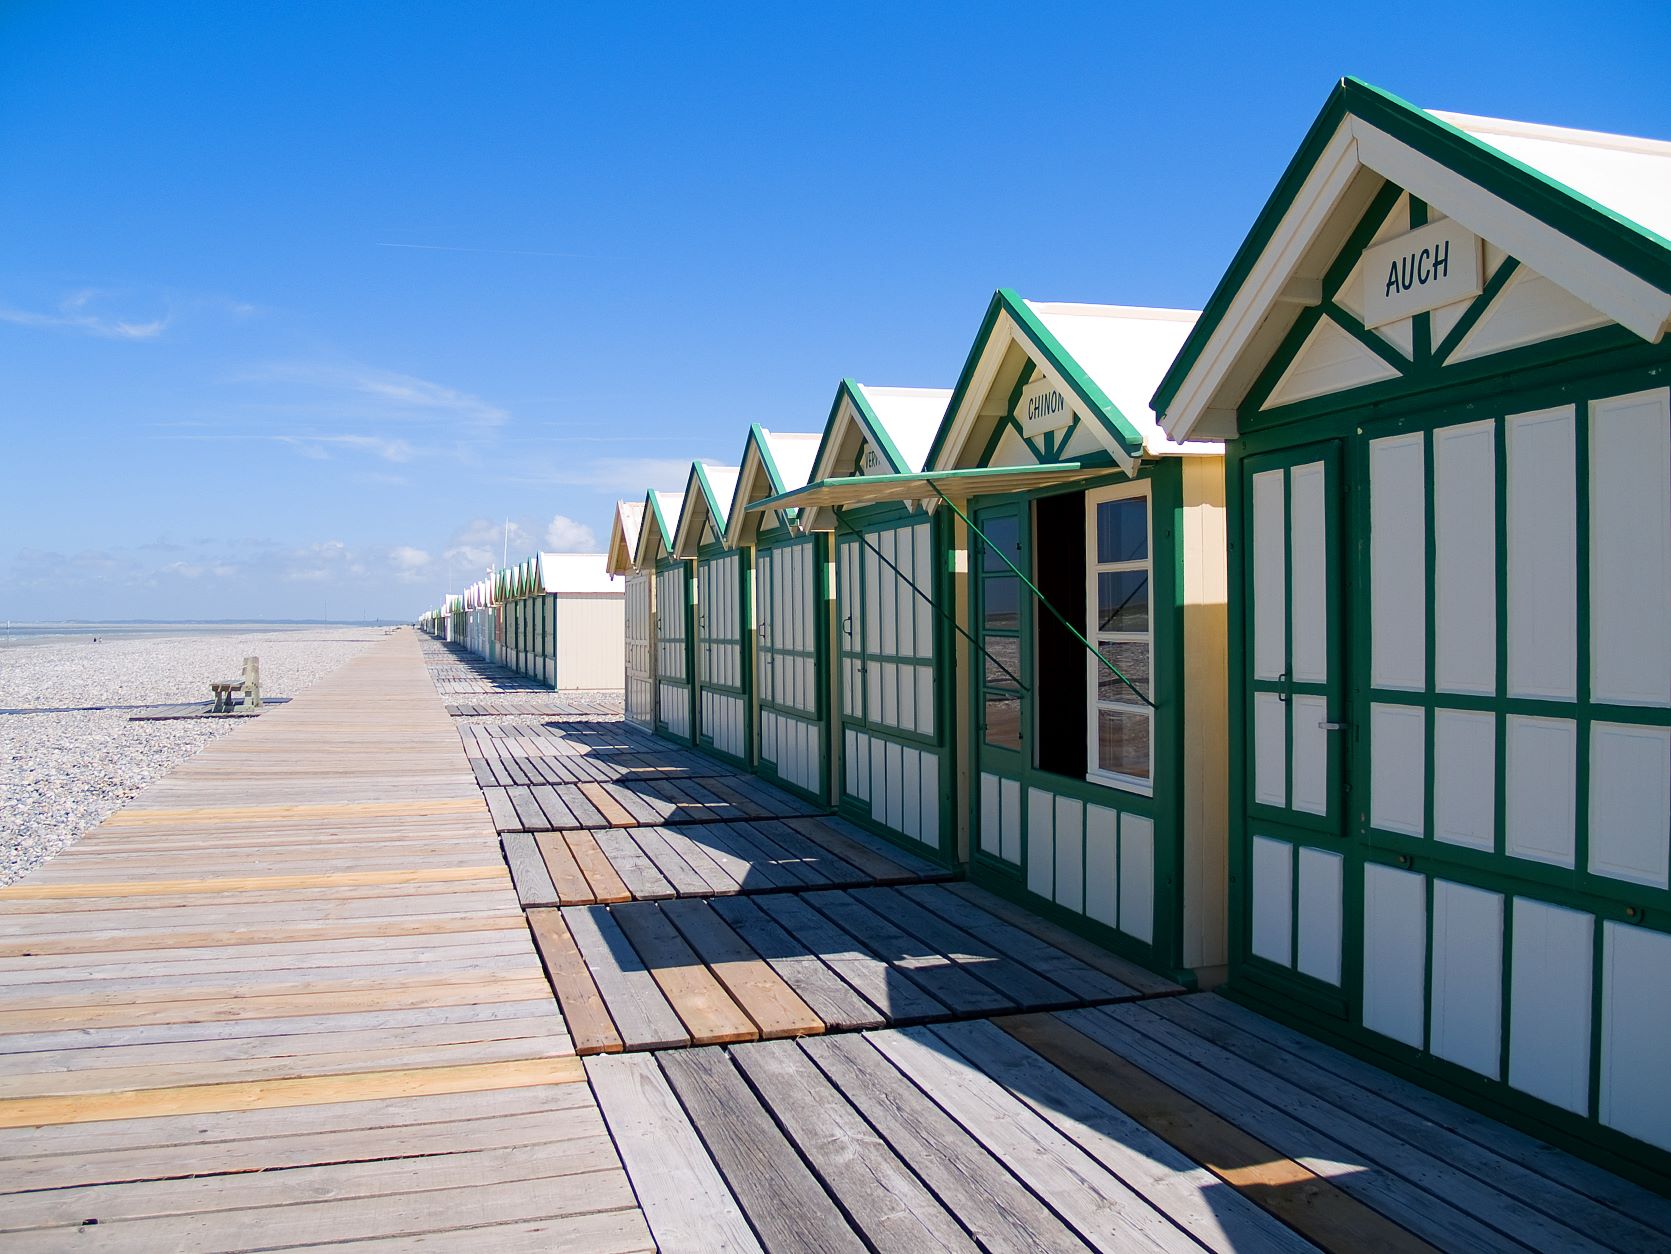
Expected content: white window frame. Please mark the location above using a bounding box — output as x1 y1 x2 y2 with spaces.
1084 480 1153 795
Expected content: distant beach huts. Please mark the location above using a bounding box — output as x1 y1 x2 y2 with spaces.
420 552 622 690
453 77 1671 1180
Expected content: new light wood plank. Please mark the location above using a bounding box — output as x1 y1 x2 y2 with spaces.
610 903 756 1045
564 832 633 904
708 897 883 1031
562 907 689 1050
661 900 823 1039
533 830 594 904
526 908 621 1055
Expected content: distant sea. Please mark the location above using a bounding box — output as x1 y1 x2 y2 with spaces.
0 621 390 648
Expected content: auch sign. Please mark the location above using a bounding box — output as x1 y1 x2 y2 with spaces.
1018 376 1073 437
1362 218 1482 328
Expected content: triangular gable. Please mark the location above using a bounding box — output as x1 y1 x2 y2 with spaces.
537 552 615 594
1155 77 1671 442
800 379 951 531
634 489 684 568
726 425 822 547
606 500 644 576
930 289 1210 475
672 462 741 558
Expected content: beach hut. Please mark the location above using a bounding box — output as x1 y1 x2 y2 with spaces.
910 291 1229 982
726 426 825 799
759 382 956 861
636 488 693 742
673 462 748 766
463 577 494 660
607 500 654 727
1151 78 1671 1171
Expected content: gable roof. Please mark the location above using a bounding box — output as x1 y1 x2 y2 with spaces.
795 380 951 530
726 425 822 546
1154 77 1671 443
930 290 1211 473
605 500 644 576
633 489 683 568
672 461 741 558
536 552 618 594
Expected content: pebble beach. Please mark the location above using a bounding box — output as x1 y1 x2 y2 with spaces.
0 627 388 885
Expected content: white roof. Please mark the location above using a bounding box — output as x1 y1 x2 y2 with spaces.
536 552 618 594
857 385 951 472
1025 302 1216 456
700 464 741 527
615 500 643 554
760 430 821 491
1437 110 1671 243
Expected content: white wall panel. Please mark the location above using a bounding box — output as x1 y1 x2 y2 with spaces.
1119 815 1154 944
1251 835 1294 966
1435 420 1497 694
1000 776 1020 865
1297 847 1343 985
1290 694 1330 815
1591 389 1671 707
1253 691 1287 807
902 749 922 841
1363 863 1427 1049
920 752 939 847
1507 406 1577 700
1430 880 1504 1078
1370 433 1427 691
1588 722 1671 890
1370 703 1426 836
980 772 1000 856
1054 797 1085 914
1434 709 1496 851
1085 806 1118 928
1289 460 1328 683
1252 469 1286 681
1505 715 1577 868
1601 922 1671 1152
1509 898 1592 1115
1027 787 1054 898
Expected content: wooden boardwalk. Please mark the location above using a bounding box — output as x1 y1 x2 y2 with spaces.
0 631 652 1250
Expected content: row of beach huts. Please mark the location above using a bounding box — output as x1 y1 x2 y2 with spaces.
420 79 1671 1184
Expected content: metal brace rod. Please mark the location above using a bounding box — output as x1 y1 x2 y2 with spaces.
927 482 1154 709
830 513 1029 693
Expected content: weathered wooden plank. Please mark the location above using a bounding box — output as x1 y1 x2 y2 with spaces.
586 1052 761 1253
660 900 822 1039
730 1040 976 1251
562 907 689 1051
798 1034 1088 1254
742 819 869 887
504 786 550 833
564 832 633 904
262 1207 656 1254
803 890 1013 1017
998 1011 1438 1254
591 829 676 900
500 833 559 908
659 1047 864 1252
528 784 578 829
555 783 608 829
869 1026 1204 1252
482 788 523 834
707 897 883 1032
750 893 945 1024
621 827 713 897
675 823 802 891
580 781 638 828
610 903 756 1046
526 908 621 1055
871 886 1076 1009
532 831 594 905
900 883 1139 1002
652 825 745 894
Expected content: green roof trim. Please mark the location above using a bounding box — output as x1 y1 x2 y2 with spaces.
686 461 731 534
642 489 677 554
808 378 913 481
927 289 1146 472
1152 76 1671 419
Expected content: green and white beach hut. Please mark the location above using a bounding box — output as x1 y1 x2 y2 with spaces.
487 553 623 689
635 487 692 743
673 462 748 766
726 425 825 800
607 499 653 726
1152 78 1671 1175
757 382 956 861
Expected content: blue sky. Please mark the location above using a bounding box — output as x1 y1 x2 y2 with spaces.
3 2 1666 621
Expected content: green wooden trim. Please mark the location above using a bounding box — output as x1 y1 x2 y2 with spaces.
1154 75 1671 421
1433 257 1522 364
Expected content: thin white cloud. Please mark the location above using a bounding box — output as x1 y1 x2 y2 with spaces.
532 457 699 494
274 434 416 463
545 514 598 550
241 363 507 427
0 289 169 340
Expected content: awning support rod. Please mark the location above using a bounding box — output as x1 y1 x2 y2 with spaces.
830 512 1029 693
926 482 1154 709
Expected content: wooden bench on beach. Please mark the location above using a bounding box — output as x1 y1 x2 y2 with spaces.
210 656 262 713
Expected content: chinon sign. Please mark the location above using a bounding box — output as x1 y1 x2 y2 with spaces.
1017 376 1073 436
1362 218 1483 328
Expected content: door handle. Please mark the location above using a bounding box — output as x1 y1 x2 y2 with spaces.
1318 721 1347 731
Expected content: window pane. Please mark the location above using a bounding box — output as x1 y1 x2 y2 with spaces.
1097 571 1149 632
1096 497 1147 563
981 516 1021 572
1096 643 1149 700
1097 708 1151 780
985 635 1021 687
985 693 1022 750
984 576 1020 632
